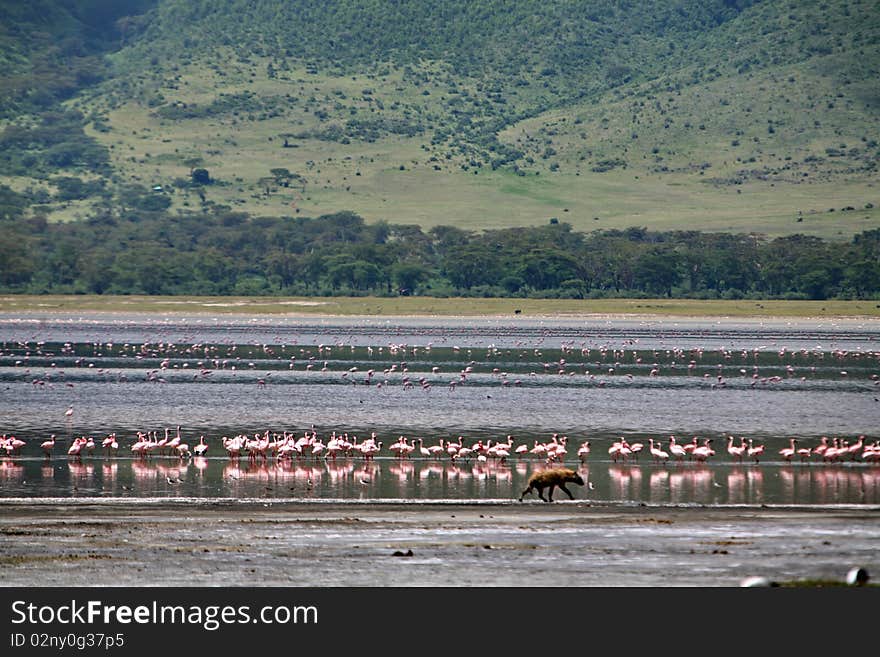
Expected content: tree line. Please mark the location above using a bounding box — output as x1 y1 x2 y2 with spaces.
1 193 878 300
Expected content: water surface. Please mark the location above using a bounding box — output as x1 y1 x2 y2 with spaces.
1 313 877 505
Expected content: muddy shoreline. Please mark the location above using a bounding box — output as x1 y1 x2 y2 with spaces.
1 500 877 587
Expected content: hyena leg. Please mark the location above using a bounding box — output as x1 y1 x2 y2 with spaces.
519 486 532 501
560 483 574 500
538 486 548 502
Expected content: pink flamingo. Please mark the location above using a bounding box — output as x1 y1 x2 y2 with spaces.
7 435 26 455
362 441 382 461
846 435 865 461
40 435 56 458
194 435 208 457
796 443 813 462
747 439 765 464
529 441 547 459
627 440 644 461
67 436 85 458
577 441 591 463
160 427 173 453
310 439 326 459
166 426 182 454
649 438 669 464
779 438 798 462
812 437 830 459
102 433 118 456
668 436 687 463
727 435 746 463
426 439 445 458
692 439 715 463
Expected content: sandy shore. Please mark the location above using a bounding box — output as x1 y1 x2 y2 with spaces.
1 500 877 587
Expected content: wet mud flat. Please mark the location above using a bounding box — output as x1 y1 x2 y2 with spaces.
1 500 878 587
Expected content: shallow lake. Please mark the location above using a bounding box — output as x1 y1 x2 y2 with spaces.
1 312 877 505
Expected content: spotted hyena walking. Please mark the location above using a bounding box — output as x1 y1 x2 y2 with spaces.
519 467 585 502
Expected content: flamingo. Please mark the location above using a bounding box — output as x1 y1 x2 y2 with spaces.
426 439 445 458
846 435 865 461
310 439 326 459
67 436 85 458
747 439 765 464
102 433 118 456
683 437 699 460
577 441 591 463
130 432 149 458
649 438 669 464
400 438 416 459
6 435 26 455
796 443 813 462
362 440 382 461
194 435 208 457
627 441 644 461
726 435 746 463
692 439 715 463
156 427 170 455
40 434 56 458
812 437 830 459
779 438 797 462
166 426 182 454
529 441 547 459
389 436 409 459
668 436 687 463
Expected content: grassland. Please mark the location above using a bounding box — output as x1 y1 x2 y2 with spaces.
61 45 880 240
4 1 877 241
2 295 879 319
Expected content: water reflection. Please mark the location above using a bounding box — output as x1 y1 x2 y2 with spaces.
0 456 877 505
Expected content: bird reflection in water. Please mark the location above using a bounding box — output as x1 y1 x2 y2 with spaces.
0 459 24 485
4 455 878 503
102 461 118 482
67 460 94 492
667 467 691 504
649 468 669 503
726 468 746 504
796 467 812 501
100 461 119 494
779 466 796 503
608 465 632 500
690 466 712 504
746 467 764 504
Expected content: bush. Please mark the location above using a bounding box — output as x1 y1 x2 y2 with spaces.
191 168 212 185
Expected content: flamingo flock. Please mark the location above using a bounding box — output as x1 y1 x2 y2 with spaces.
6 428 877 468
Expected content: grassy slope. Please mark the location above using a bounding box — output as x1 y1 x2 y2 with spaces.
6 0 879 239
67 53 880 239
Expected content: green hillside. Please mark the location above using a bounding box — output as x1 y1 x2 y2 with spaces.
1 0 878 237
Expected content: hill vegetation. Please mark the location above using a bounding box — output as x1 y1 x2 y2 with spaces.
2 194 878 300
0 1 878 299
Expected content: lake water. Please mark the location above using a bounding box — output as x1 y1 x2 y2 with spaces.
1 312 878 505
